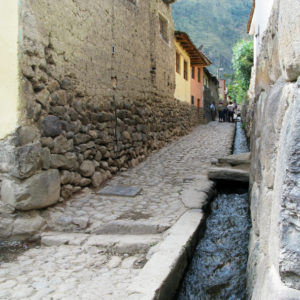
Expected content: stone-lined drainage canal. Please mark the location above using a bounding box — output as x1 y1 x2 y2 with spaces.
177 121 251 300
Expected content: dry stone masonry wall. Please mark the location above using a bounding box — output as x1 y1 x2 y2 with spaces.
245 0 300 298
0 0 201 221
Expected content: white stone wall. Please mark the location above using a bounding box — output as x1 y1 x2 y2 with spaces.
246 0 300 298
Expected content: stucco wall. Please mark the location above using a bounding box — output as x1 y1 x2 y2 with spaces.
0 1 19 139
191 66 204 107
246 0 300 298
174 40 191 103
249 0 275 66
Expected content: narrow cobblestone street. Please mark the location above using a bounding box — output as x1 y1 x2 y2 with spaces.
0 122 235 300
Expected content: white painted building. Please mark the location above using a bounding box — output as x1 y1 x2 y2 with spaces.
247 0 275 66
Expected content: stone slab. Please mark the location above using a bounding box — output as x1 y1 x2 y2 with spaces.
218 152 251 166
87 234 161 255
41 232 89 246
181 176 215 209
41 232 161 255
97 186 142 197
208 167 249 182
89 220 170 235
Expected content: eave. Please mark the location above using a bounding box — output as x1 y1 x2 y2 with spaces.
247 0 255 33
163 0 176 4
175 31 212 66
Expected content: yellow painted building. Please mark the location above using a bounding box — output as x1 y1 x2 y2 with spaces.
0 1 19 139
174 39 191 103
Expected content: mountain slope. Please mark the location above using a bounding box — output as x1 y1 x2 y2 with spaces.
172 0 252 76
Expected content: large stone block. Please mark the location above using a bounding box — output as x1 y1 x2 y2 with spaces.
0 137 17 174
0 139 42 179
40 115 63 137
12 213 46 238
15 126 40 146
276 79 300 289
12 142 42 179
1 169 61 211
278 0 300 81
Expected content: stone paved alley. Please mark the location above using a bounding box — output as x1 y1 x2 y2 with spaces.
0 122 234 300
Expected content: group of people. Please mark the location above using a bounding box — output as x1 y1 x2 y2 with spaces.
218 101 237 123
210 101 238 123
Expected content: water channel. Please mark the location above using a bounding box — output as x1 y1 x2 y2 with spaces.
177 121 251 300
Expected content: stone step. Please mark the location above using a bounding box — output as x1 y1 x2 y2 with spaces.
41 232 161 255
87 220 170 235
208 167 249 182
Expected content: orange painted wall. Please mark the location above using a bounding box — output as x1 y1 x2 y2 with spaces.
190 65 204 108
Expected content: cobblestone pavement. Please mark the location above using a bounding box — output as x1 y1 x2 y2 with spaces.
0 122 235 299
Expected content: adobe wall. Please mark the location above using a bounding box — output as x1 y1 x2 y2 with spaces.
0 0 200 233
246 0 300 298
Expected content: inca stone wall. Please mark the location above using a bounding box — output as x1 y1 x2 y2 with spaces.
0 0 201 222
245 0 300 298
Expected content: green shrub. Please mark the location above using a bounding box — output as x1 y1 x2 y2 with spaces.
228 39 253 104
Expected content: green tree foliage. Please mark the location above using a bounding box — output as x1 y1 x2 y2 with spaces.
228 39 253 104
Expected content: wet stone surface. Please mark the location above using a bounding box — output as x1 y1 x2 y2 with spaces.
233 122 249 155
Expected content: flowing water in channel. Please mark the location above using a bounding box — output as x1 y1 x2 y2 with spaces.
177 122 251 300
233 121 249 154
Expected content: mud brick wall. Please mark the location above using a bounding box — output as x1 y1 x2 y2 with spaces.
0 0 201 212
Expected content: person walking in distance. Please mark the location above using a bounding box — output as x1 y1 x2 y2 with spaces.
223 105 228 122
227 101 235 123
210 103 216 121
218 102 224 122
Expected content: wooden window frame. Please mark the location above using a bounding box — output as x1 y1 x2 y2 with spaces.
191 66 195 79
176 52 181 74
184 60 188 80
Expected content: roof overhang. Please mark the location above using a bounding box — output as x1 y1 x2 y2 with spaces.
163 0 176 4
175 31 212 66
247 0 255 33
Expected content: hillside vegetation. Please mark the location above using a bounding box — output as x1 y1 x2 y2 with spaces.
172 0 252 76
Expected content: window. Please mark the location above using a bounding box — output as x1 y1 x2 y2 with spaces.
191 96 194 105
191 67 195 79
176 52 180 74
197 98 200 108
184 60 188 80
127 0 137 4
159 15 169 43
198 68 201 82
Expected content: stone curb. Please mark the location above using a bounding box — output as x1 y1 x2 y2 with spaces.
127 209 204 300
